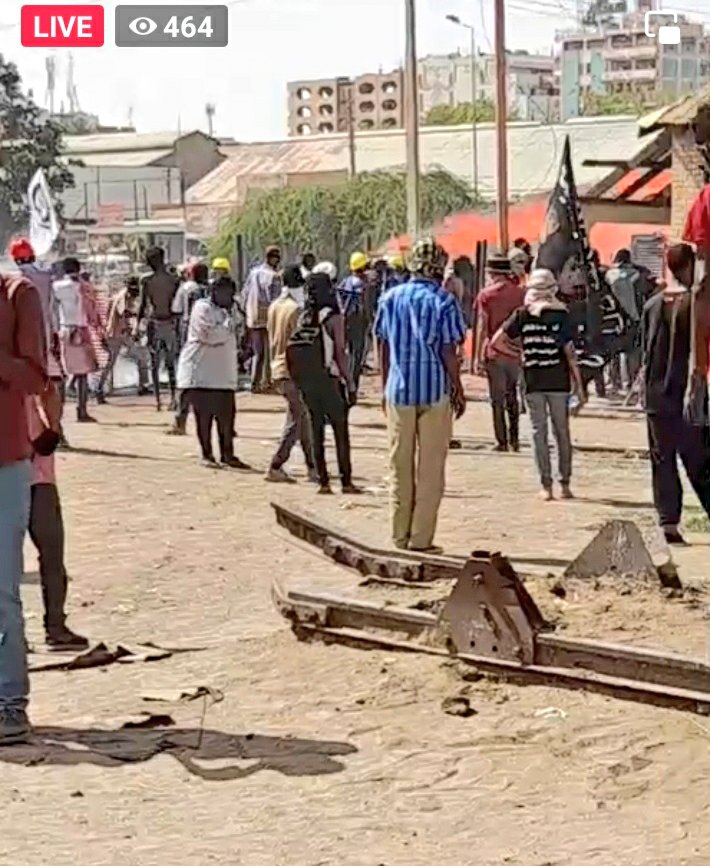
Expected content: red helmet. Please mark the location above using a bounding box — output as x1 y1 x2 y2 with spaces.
8 237 35 262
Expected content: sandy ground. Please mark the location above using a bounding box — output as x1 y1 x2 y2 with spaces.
5 377 710 866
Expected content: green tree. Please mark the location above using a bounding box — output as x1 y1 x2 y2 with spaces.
424 100 518 126
581 90 661 117
210 169 477 267
0 54 74 246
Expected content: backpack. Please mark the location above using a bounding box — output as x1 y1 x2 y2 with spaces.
286 310 327 385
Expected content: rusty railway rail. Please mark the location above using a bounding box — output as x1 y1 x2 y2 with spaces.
272 509 710 714
271 502 567 582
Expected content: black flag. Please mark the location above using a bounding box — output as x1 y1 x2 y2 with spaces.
536 136 625 364
537 136 601 295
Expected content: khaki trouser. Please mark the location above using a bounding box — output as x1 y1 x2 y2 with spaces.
386 396 452 550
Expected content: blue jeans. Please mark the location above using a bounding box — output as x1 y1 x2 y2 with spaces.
0 461 31 709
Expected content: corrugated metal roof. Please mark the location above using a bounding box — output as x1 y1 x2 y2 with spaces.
609 168 672 202
638 83 710 133
70 148 173 167
193 117 645 204
63 130 202 155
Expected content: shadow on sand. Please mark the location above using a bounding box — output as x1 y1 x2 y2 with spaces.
0 726 357 782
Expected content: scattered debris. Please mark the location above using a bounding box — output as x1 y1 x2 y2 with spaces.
550 581 567 599
121 713 176 730
409 599 444 614
141 686 224 704
657 562 683 591
28 642 127 672
117 646 172 664
442 695 478 718
535 706 568 720
28 641 204 673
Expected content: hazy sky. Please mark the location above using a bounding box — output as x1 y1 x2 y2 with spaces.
2 0 709 140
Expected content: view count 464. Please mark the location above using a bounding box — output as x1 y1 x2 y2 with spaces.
115 5 229 47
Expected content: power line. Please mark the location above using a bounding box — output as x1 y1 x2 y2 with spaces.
512 0 576 10
507 3 578 20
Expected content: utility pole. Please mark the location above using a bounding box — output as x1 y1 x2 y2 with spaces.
205 102 216 137
494 0 509 251
346 88 357 177
469 27 479 199
404 0 421 239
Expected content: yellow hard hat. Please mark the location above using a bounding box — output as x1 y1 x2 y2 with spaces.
211 257 230 272
388 253 405 270
350 251 368 272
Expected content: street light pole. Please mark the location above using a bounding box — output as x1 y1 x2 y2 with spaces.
494 0 509 251
469 27 479 199
446 14 479 199
404 0 421 239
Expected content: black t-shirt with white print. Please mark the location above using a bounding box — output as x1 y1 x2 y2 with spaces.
503 307 572 393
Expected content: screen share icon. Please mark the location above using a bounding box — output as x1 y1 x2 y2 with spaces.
644 10 681 45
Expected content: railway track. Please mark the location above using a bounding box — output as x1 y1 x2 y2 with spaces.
272 503 710 715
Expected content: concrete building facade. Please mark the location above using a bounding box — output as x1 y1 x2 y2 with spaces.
287 69 404 136
287 52 557 136
418 51 558 122
559 13 710 120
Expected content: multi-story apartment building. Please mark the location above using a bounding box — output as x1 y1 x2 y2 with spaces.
559 12 709 120
287 69 403 137
287 51 558 136
418 51 558 122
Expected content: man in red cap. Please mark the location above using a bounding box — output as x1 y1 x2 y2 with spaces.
0 266 60 743
9 238 62 378
9 238 67 441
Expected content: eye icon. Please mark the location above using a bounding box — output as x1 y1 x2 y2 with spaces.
128 16 158 36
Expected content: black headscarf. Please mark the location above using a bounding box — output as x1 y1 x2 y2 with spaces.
210 275 236 309
305 272 338 313
283 265 305 289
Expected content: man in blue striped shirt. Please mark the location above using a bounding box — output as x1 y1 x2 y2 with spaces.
375 238 466 552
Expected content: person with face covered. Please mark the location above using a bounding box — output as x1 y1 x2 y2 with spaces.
492 268 586 501
177 276 250 469
289 272 359 495
509 247 530 286
301 252 316 281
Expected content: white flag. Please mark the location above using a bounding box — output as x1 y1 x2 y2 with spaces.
27 169 59 257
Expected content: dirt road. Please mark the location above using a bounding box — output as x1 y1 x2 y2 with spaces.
5 386 710 866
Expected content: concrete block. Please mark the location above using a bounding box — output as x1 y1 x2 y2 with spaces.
564 519 659 582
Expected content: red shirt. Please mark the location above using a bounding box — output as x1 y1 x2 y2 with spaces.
476 277 526 360
0 274 48 466
684 185 710 249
